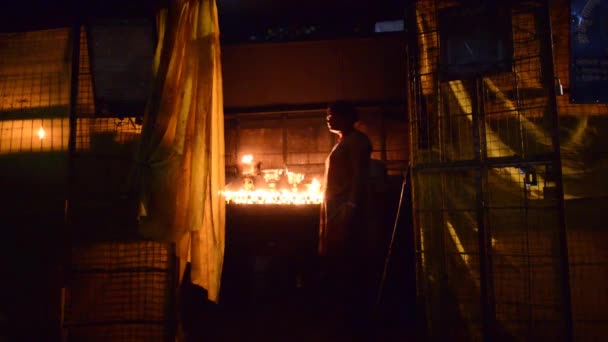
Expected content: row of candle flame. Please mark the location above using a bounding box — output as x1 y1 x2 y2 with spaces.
222 154 323 205
222 188 323 205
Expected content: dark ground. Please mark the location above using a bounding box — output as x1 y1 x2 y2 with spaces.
178 179 418 342
179 184 418 342
180 255 418 342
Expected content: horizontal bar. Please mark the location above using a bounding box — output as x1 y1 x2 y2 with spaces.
413 154 556 172
63 319 168 328
71 266 170 274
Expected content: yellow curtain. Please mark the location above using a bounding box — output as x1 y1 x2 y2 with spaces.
136 0 225 303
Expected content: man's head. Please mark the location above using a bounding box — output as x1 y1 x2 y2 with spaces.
326 101 358 134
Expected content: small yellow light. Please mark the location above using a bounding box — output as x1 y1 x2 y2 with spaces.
37 126 46 140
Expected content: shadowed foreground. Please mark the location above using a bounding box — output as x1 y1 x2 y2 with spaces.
180 256 416 342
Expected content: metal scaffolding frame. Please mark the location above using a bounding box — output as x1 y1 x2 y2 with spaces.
61 24 177 342
406 1 573 340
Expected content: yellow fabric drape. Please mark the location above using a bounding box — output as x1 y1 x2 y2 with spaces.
136 0 225 303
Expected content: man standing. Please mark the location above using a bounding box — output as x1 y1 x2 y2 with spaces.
318 101 373 340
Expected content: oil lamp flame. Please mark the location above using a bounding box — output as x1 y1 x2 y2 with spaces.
227 154 323 205
223 177 323 205
37 126 46 140
222 188 323 205
240 154 257 175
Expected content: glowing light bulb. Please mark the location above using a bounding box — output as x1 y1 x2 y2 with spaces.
37 126 46 140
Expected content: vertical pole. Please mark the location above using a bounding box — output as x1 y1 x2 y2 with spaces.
471 78 496 341
168 243 179 342
65 23 80 285
540 1 574 341
391 19 417 331
405 0 423 337
62 22 80 338
85 27 98 117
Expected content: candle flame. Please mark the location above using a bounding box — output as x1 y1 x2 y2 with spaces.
223 178 323 205
226 156 323 205
37 126 46 140
222 188 323 205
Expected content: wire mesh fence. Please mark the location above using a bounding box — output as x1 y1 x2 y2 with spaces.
408 0 574 340
0 25 174 342
60 26 174 341
0 28 70 154
63 241 175 342
74 26 142 154
550 0 608 340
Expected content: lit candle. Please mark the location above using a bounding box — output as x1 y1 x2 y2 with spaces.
37 126 46 140
241 154 254 175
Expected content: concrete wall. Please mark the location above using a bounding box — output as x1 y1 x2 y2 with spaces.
222 35 409 178
222 35 407 108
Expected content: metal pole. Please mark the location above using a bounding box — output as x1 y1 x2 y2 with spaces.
61 22 80 339
64 23 80 284
540 1 574 340
471 78 496 342
404 0 431 340
375 167 410 308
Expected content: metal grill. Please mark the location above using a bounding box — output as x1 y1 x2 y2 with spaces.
70 25 143 221
0 25 174 341
74 27 142 153
550 0 608 340
63 241 175 342
62 26 175 342
0 29 70 154
408 1 572 340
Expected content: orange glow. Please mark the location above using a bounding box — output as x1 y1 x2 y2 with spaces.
307 178 321 193
240 154 256 175
226 154 323 205
0 119 69 154
241 154 253 164
222 187 323 205
37 126 46 140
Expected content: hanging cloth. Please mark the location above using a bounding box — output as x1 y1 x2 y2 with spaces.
134 0 225 303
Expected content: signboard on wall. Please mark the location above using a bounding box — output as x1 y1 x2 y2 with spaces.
570 0 608 103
